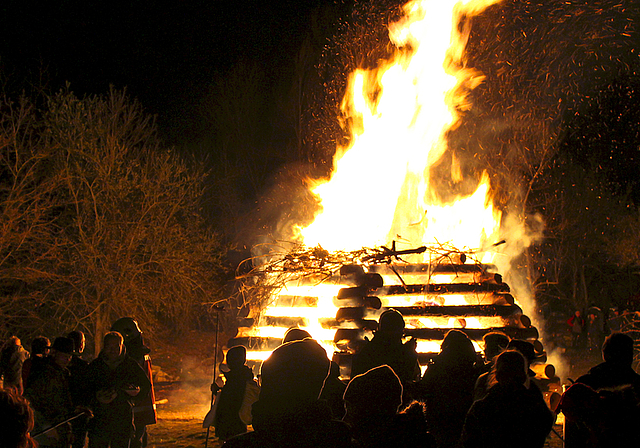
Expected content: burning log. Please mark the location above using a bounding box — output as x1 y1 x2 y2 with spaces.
264 316 308 328
369 263 503 283
385 305 523 318
228 336 284 351
382 282 510 295
531 363 556 380
369 263 498 275
272 295 319 307
333 326 539 344
337 281 509 299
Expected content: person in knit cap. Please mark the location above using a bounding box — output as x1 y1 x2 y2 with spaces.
214 345 256 441
462 350 554 448
418 329 482 448
351 309 421 395
222 338 351 448
343 365 435 448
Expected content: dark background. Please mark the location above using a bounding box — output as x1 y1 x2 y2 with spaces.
2 0 640 317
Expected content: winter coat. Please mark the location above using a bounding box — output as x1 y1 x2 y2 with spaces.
419 356 482 448
567 314 584 334
351 334 421 386
222 400 352 448
0 342 29 392
85 349 151 432
577 361 640 391
214 365 254 440
462 382 554 448
24 356 75 424
348 402 437 448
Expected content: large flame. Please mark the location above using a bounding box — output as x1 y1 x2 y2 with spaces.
299 0 502 261
245 0 507 362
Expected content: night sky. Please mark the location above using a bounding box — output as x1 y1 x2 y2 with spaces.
2 0 640 223
0 0 336 142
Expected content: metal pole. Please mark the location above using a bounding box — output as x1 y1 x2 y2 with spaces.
32 412 86 438
205 305 223 448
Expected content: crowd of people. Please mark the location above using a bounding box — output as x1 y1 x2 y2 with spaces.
2 308 639 448
0 318 156 448
212 308 640 448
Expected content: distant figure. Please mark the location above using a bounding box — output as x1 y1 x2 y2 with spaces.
586 308 605 355
67 330 91 448
214 345 257 441
606 308 622 334
0 336 30 395
567 310 585 350
24 337 79 448
576 332 640 391
0 387 37 448
419 329 482 448
111 317 157 448
474 331 510 401
351 309 421 397
222 338 351 448
282 327 312 344
343 365 436 448
461 350 554 448
86 331 151 448
21 336 50 388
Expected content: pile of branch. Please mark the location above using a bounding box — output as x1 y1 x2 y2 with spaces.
232 239 504 310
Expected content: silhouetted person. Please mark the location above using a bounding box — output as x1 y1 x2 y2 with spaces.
558 379 640 447
560 333 640 447
111 317 157 448
21 336 50 389
462 350 554 448
86 331 151 448
67 330 91 448
505 338 546 395
586 308 605 355
0 387 37 448
214 345 256 441
418 329 482 448
0 336 30 395
282 327 312 344
343 365 436 448
474 332 510 400
577 332 640 390
319 360 347 419
351 309 420 398
222 338 351 448
24 337 79 448
567 310 585 350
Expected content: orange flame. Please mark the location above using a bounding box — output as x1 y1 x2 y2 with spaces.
298 0 502 261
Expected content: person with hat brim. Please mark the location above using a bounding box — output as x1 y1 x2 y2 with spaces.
25 337 87 448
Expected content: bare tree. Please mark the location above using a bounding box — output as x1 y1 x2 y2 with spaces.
0 87 229 352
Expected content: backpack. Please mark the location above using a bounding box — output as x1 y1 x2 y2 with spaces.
239 379 260 425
